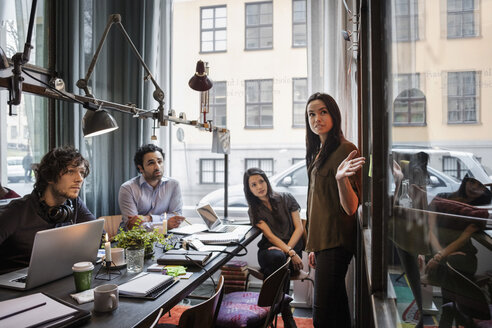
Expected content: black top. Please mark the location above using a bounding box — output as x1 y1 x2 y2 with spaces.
248 191 303 251
0 191 96 274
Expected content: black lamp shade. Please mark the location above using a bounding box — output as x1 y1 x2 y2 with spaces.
82 109 119 137
188 60 213 91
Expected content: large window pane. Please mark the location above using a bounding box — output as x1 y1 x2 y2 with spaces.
245 2 273 50
388 0 490 326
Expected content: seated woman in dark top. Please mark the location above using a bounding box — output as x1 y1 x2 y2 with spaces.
243 168 304 328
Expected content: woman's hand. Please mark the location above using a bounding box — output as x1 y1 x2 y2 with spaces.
336 150 365 181
308 252 316 269
291 253 304 271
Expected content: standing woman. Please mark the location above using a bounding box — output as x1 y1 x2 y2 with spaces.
243 168 304 328
305 92 365 327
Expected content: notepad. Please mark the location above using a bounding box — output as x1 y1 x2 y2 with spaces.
118 273 174 298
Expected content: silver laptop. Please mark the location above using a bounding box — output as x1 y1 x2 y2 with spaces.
0 219 104 290
196 204 251 234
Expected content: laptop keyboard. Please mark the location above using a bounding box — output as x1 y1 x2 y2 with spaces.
12 275 27 283
216 225 237 233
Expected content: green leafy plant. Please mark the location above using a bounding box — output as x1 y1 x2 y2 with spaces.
114 224 172 254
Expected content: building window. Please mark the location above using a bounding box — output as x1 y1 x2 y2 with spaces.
200 159 224 184
292 0 307 47
201 6 227 52
292 158 304 165
245 79 273 128
447 0 477 38
393 74 425 125
210 81 227 127
245 1 273 50
394 0 419 41
447 71 478 124
245 158 274 176
443 156 469 180
292 78 307 127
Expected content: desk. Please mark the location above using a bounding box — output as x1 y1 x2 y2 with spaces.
0 227 260 328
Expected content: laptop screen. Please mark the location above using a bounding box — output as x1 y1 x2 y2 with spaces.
196 204 221 230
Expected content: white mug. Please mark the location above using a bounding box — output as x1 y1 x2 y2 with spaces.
94 284 118 312
110 248 125 266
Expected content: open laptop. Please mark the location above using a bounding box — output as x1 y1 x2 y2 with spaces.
0 219 104 290
196 203 251 234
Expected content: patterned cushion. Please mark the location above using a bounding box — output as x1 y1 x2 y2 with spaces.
215 291 293 328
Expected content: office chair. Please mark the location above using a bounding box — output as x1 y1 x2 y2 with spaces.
153 276 225 328
247 261 314 288
439 262 492 328
215 258 291 328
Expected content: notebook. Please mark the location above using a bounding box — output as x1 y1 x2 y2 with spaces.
118 273 176 299
0 219 105 290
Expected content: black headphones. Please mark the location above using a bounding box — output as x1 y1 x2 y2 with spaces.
39 198 75 224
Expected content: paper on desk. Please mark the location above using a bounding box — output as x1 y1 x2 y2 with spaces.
0 293 77 327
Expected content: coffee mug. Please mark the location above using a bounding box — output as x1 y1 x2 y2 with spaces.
93 284 119 312
110 248 125 266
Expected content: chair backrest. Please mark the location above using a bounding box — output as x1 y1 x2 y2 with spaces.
99 215 123 241
257 258 290 328
443 262 490 320
178 276 225 328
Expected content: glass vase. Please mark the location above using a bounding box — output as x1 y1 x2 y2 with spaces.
126 247 145 273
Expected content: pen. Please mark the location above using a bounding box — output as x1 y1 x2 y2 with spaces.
172 212 192 225
0 302 47 320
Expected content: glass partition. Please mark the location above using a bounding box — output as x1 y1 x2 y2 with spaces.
387 0 492 326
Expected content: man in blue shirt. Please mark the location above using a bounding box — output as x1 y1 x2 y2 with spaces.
118 144 186 231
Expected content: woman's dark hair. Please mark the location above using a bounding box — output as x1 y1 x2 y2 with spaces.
243 168 274 218
134 144 165 172
34 146 90 194
457 177 492 206
305 92 344 169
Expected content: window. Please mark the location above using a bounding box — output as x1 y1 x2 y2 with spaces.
394 0 419 41
393 74 425 125
200 159 225 184
447 71 478 124
292 158 304 165
245 158 274 176
245 79 273 128
292 0 307 47
201 6 227 52
447 0 477 38
443 156 469 180
245 1 273 50
292 78 307 127
209 81 227 128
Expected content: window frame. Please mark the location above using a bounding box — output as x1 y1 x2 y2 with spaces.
393 0 419 42
244 79 274 129
447 71 479 124
292 77 307 127
392 73 426 126
446 0 477 39
244 158 274 176
292 0 307 47
245 1 273 50
209 81 227 128
200 5 227 53
199 158 225 184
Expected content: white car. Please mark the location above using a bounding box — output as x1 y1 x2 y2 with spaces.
199 158 465 218
7 157 25 183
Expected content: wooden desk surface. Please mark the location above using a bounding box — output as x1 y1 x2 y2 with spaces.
0 227 260 328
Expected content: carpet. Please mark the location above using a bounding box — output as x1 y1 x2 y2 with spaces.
158 305 314 327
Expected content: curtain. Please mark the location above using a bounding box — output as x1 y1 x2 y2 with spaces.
308 0 358 141
55 0 170 217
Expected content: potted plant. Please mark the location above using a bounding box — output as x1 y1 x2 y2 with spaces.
114 224 172 258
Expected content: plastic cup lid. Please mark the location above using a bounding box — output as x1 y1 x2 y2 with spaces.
72 261 94 272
